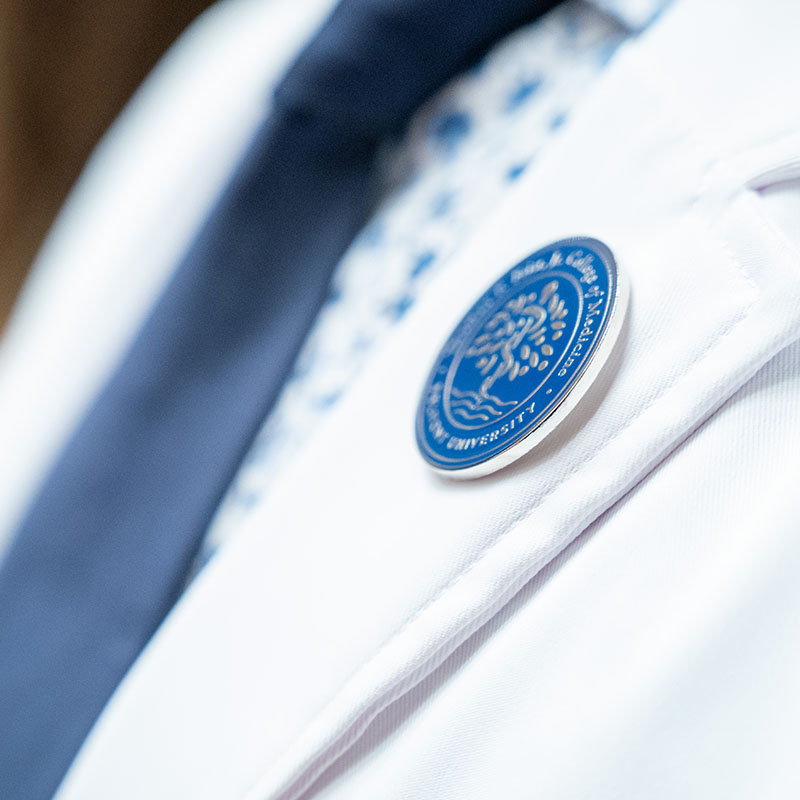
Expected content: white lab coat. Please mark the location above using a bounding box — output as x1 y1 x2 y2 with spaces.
58 0 800 797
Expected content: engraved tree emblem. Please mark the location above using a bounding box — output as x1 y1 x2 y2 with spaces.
465 280 568 398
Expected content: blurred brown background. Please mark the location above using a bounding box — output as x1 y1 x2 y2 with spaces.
0 0 214 330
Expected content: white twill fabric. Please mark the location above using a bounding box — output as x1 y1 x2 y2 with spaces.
58 1 800 799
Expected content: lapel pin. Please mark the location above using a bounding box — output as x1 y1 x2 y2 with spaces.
416 237 627 478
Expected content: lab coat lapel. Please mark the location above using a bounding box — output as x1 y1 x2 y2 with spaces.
58 1 800 798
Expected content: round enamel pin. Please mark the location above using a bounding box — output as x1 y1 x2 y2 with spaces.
415 237 627 478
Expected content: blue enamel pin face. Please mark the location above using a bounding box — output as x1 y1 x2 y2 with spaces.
416 237 626 477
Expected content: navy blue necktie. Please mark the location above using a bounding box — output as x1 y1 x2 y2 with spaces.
0 1 559 797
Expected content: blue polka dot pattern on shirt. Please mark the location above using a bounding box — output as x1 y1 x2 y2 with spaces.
430 110 472 154
411 251 436 277
505 77 543 112
506 161 529 181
